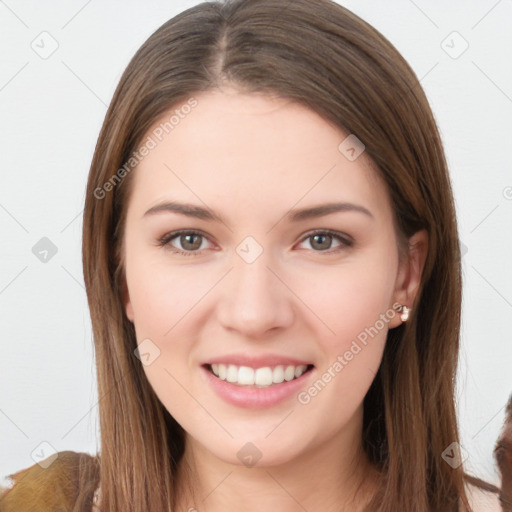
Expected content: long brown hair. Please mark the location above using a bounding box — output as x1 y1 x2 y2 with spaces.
80 0 495 510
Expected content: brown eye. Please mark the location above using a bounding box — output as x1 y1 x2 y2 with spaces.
179 233 203 251
298 230 353 253
157 230 212 256
310 233 333 251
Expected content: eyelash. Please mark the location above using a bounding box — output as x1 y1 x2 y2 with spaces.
156 229 353 257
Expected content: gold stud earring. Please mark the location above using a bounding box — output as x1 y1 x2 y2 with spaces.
396 305 411 322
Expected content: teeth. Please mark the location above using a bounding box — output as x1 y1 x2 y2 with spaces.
226 365 238 383
255 367 273 386
284 365 295 381
273 365 285 384
209 363 310 387
238 366 254 385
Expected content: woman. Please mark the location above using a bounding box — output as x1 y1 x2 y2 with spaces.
0 0 502 510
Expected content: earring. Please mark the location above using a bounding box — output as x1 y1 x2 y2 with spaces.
396 305 411 322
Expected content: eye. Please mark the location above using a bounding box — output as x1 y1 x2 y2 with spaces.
157 230 213 256
297 230 353 253
157 229 353 257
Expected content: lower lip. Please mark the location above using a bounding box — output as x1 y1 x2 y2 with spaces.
200 365 314 409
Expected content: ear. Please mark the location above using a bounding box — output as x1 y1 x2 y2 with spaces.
388 229 428 328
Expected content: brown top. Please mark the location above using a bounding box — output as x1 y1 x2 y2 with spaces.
0 450 99 512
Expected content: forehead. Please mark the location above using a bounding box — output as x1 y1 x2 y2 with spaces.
127 89 389 223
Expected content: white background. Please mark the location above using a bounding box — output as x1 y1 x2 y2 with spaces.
1 0 511 489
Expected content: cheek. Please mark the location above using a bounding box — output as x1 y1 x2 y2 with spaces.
125 259 204 414
294 263 393 431
299 255 397 352
125 254 203 339
124 255 217 396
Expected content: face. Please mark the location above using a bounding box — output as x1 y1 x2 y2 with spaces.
121 87 413 467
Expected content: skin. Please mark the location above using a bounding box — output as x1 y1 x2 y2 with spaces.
122 85 428 512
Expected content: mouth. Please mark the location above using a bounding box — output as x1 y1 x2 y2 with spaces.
203 363 315 388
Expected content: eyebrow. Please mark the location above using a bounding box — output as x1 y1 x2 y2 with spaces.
142 200 374 224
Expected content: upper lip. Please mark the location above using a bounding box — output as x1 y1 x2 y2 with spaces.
203 354 314 369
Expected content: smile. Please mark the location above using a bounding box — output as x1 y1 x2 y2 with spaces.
201 362 316 409
205 363 314 388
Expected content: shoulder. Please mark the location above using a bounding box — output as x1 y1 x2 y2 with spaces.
463 481 502 512
0 450 100 512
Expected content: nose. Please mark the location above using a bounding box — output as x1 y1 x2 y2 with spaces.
216 250 295 338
